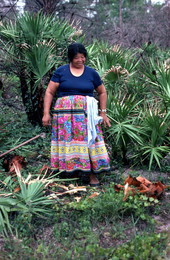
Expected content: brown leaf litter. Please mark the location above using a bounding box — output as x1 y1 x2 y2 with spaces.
114 175 170 201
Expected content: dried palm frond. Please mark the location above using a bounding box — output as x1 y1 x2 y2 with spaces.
102 65 129 82
112 44 121 53
108 65 129 75
18 43 30 49
164 58 170 72
69 29 83 40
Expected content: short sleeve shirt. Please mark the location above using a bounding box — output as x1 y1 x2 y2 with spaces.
50 64 102 97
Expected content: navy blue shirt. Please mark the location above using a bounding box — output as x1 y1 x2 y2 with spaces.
51 64 102 97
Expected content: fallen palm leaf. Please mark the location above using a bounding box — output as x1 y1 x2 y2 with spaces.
124 175 141 187
13 164 86 199
0 193 12 197
115 175 170 200
74 196 82 202
3 155 26 175
53 184 69 191
114 184 124 192
136 176 152 186
39 165 51 175
69 184 86 190
123 183 137 201
49 187 87 197
88 192 100 199
13 186 21 193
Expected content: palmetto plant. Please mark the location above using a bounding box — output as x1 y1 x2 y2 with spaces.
96 45 170 170
87 43 144 165
87 41 139 80
142 59 170 113
0 12 82 125
0 201 13 236
87 42 141 113
136 109 170 170
0 166 59 236
107 94 143 164
131 57 170 169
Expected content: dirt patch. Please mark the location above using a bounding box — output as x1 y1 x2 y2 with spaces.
121 168 169 182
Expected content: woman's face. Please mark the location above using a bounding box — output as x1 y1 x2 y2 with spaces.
71 53 86 68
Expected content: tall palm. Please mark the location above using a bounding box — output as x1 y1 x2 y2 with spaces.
0 12 82 125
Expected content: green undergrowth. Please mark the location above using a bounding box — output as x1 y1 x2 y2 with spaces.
0 95 51 174
0 183 169 259
0 91 170 259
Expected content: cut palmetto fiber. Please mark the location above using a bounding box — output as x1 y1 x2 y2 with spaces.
0 165 82 236
8 164 60 219
13 164 86 198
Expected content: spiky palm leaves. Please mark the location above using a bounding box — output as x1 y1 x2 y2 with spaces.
143 59 170 113
0 12 83 125
107 95 143 164
130 107 170 170
0 166 59 236
88 43 170 169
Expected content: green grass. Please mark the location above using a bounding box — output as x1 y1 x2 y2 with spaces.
1 189 168 259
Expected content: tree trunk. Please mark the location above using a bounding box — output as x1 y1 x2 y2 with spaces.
119 0 123 44
19 68 44 126
24 0 60 14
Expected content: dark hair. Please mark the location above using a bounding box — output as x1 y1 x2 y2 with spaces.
67 43 87 62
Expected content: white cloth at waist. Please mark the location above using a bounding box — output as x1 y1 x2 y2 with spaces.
86 96 103 147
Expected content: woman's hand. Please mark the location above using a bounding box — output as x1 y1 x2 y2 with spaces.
96 84 111 127
100 112 111 127
42 113 51 126
42 81 59 126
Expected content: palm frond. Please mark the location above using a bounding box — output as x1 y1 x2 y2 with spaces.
0 204 12 236
143 59 170 111
25 44 56 82
141 145 170 170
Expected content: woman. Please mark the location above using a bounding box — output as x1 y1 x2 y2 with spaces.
42 43 111 186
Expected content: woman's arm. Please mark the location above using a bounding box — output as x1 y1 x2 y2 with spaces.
42 81 59 126
96 84 111 127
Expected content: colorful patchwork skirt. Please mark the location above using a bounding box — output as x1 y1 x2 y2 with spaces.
51 95 110 174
